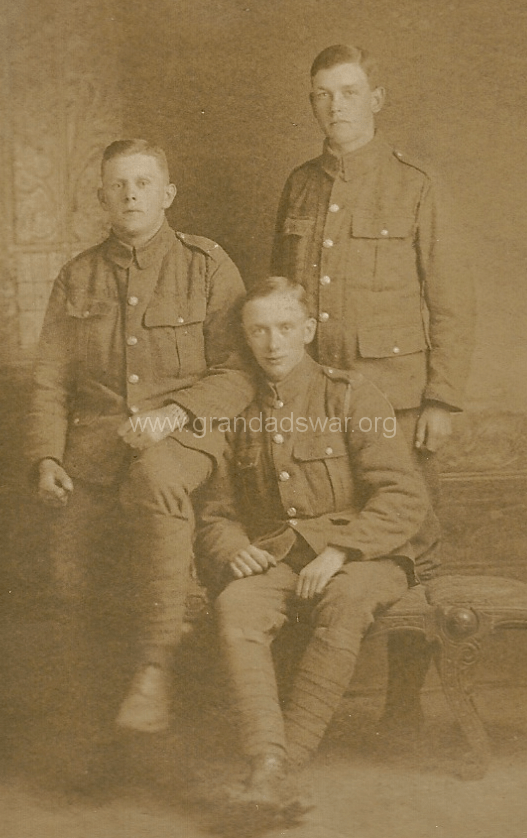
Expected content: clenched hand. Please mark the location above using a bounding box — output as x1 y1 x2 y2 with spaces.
38 458 74 507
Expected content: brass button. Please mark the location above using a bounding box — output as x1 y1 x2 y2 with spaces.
325 446 333 455
320 275 331 286
177 316 184 324
129 405 140 414
127 336 138 346
128 296 139 306
128 373 139 384
329 203 340 213
73 417 80 425
82 310 90 318
287 507 297 517
380 228 389 237
289 519 298 526
275 400 284 409
319 312 329 322
323 238 334 248
278 471 290 482
273 433 284 444
392 346 400 354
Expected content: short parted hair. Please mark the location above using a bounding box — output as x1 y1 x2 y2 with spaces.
101 139 171 181
242 277 313 319
310 44 382 90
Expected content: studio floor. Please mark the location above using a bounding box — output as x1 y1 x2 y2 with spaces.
1 681 526 838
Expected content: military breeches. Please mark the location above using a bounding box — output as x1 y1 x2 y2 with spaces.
215 558 408 764
49 438 213 649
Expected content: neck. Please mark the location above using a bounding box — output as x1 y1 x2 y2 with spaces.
113 216 165 249
328 127 375 157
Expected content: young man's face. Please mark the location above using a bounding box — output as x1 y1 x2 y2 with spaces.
98 153 176 246
242 292 316 382
310 62 385 154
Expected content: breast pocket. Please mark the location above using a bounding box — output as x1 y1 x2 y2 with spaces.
143 301 207 380
280 216 315 280
351 212 416 290
66 295 119 371
293 432 352 513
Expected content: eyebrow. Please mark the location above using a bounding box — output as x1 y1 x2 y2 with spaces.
315 84 360 92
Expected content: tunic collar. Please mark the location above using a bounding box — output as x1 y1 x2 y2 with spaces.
104 218 175 269
321 130 387 182
259 354 320 409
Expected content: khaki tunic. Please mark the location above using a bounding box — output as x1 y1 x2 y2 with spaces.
272 132 475 411
28 220 248 485
198 354 440 589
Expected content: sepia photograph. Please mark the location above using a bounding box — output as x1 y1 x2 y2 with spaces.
1 1 526 836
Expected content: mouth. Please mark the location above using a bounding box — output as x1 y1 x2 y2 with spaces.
266 356 287 364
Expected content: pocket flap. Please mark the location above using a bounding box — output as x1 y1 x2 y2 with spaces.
66 296 116 319
283 217 314 237
351 212 414 239
293 433 347 462
143 305 204 328
358 325 426 358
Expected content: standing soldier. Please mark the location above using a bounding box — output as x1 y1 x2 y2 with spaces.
272 45 476 723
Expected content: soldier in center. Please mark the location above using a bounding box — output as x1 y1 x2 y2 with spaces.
197 277 439 825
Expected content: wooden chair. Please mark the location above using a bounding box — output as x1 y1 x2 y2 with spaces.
370 574 527 779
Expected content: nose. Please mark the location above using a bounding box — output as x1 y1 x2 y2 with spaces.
267 328 281 352
329 92 344 113
123 182 137 202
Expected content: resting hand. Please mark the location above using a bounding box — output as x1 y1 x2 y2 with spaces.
296 546 347 600
117 404 188 450
38 458 74 507
229 546 277 579
415 405 452 453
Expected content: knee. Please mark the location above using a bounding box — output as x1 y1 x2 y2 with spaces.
315 576 376 635
120 450 187 513
215 584 272 643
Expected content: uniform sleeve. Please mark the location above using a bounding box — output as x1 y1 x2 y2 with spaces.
294 384 435 560
171 253 257 421
195 441 252 590
416 176 476 410
27 270 76 467
270 173 294 276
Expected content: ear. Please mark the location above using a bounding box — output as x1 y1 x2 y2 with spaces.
303 317 317 345
163 182 177 210
97 187 107 210
371 86 386 114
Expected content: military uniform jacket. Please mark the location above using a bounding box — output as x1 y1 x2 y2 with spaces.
28 220 249 485
197 355 439 589
272 132 476 411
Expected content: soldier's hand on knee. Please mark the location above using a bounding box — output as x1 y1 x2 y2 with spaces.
296 546 347 599
37 458 74 507
229 545 276 578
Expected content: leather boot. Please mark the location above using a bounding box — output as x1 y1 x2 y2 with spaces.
115 664 171 733
228 753 312 826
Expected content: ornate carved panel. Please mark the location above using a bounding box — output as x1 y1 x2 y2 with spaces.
5 1 124 354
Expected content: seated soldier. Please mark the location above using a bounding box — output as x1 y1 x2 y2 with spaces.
29 139 250 735
196 277 439 823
